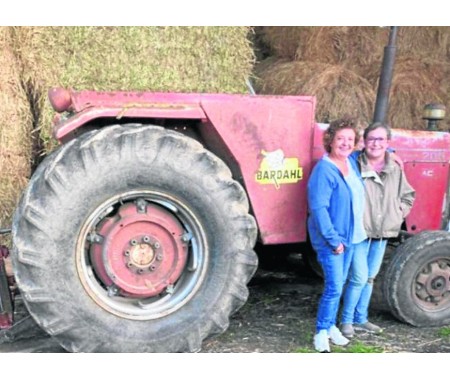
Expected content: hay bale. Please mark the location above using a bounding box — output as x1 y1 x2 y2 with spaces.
260 27 388 74
10 26 255 155
367 57 450 131
255 60 376 126
367 57 450 130
295 27 388 75
259 27 307 59
397 27 450 61
0 27 33 231
260 26 450 78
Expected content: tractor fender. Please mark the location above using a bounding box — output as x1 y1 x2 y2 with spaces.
52 103 207 142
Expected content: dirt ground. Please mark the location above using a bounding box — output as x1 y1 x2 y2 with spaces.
202 253 450 353
1 253 449 353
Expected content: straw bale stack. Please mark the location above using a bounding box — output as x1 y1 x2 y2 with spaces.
255 26 450 131
295 27 387 76
9 26 255 155
259 27 450 74
397 27 450 61
0 27 33 231
368 57 450 131
260 27 307 60
255 59 376 126
260 27 387 73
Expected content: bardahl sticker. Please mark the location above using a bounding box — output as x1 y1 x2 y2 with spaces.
255 149 303 189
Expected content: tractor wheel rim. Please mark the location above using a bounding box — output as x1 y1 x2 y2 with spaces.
413 257 450 312
76 190 208 320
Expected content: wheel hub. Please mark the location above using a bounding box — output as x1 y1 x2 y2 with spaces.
89 201 188 298
128 242 155 268
414 259 450 307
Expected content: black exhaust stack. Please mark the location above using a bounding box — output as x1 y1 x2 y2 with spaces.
373 26 399 124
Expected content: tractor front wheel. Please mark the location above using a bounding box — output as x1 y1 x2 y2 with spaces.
11 124 258 352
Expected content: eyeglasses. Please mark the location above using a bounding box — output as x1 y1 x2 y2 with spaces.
366 137 387 144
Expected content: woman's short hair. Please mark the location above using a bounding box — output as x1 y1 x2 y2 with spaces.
363 122 392 140
323 116 361 153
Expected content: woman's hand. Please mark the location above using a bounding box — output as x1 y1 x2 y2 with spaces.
333 243 344 255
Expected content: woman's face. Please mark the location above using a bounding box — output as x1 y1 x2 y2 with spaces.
364 127 389 161
330 128 356 159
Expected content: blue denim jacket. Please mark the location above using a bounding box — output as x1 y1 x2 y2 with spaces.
307 156 362 252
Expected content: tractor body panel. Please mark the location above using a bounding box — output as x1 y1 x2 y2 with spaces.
390 129 450 232
52 90 316 245
51 89 449 244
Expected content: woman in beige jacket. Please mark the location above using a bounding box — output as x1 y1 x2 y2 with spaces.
340 122 416 338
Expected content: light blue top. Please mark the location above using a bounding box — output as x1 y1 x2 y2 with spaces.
344 162 367 243
324 156 367 244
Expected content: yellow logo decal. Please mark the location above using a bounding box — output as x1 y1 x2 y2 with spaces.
255 149 303 189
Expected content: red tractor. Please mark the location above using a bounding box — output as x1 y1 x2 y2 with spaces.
0 27 449 352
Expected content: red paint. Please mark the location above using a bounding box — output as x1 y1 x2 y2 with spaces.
51 90 316 245
50 89 449 245
200 96 316 244
90 203 188 298
48 87 73 112
390 129 450 232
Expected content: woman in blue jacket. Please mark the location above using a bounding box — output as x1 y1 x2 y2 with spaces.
307 117 367 353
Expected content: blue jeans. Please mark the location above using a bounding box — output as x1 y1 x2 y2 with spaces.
315 244 354 332
341 238 387 324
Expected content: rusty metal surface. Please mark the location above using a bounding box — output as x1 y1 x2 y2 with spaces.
391 129 450 233
200 95 316 244
49 88 449 243
52 91 316 245
90 203 188 298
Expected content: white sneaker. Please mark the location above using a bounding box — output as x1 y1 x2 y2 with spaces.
314 329 330 353
328 325 349 346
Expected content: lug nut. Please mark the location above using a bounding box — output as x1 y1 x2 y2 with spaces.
88 233 103 244
124 250 130 256
130 239 137 246
136 198 147 213
156 254 163 261
143 236 150 243
181 233 191 243
154 242 160 249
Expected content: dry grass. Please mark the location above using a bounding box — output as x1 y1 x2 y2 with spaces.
256 27 450 131
260 26 306 60
261 26 388 74
260 27 450 71
9 26 256 154
0 27 33 229
296 27 388 75
389 58 450 131
367 57 450 131
255 59 376 126
397 27 450 61
0 26 255 228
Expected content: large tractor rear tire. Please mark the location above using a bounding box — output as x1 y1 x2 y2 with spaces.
11 124 258 352
383 231 450 326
